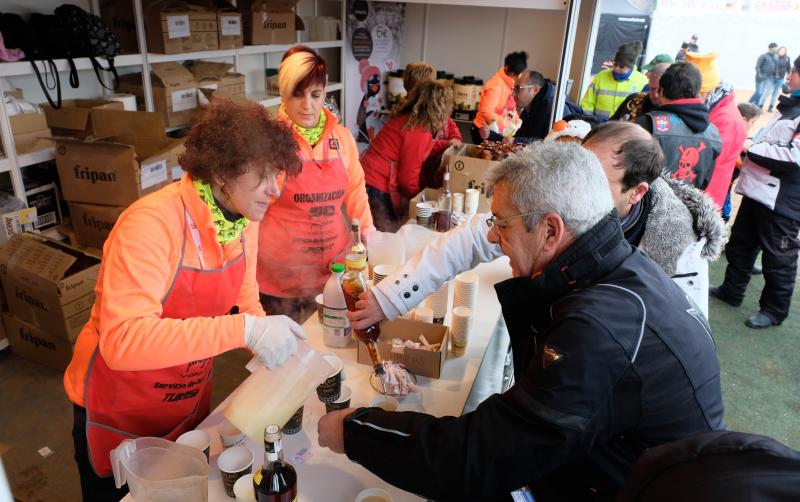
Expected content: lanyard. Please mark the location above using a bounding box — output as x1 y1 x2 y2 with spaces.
184 208 206 270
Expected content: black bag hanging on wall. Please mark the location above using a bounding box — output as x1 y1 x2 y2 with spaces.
54 4 121 91
0 12 63 108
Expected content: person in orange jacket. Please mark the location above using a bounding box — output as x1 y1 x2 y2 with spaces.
258 46 375 322
63 100 307 502
472 51 528 144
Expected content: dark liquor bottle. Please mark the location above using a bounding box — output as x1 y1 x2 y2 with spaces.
254 424 297 502
340 267 384 376
435 170 452 232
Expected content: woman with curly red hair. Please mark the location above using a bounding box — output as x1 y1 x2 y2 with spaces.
258 45 375 321
63 99 307 501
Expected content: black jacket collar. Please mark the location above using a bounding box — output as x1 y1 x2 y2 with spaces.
777 93 800 118
494 211 632 310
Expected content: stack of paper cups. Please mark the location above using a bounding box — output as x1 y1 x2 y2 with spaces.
414 306 434 323
451 306 473 349
454 271 479 311
424 281 450 323
372 264 395 285
464 189 480 215
416 202 433 227
452 193 465 213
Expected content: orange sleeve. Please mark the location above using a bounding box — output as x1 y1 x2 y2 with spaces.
476 79 502 127
338 126 375 232
235 223 266 316
95 206 246 371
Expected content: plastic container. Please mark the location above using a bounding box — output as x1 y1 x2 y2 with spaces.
223 342 333 442
111 437 208 501
323 263 351 348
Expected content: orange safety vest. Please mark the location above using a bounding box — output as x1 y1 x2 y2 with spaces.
258 138 351 298
83 204 245 476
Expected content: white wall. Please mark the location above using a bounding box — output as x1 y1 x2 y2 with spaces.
399 4 567 81
646 10 799 91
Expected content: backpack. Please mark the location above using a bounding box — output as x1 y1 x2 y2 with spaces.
54 4 121 91
616 431 800 502
0 13 63 108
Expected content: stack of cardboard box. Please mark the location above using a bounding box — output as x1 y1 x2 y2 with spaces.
118 63 200 129
186 61 246 102
45 103 184 250
239 0 302 45
0 233 101 370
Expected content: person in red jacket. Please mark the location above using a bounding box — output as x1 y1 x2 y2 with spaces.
686 52 748 211
362 81 455 231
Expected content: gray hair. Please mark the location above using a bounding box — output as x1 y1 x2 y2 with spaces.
484 141 613 236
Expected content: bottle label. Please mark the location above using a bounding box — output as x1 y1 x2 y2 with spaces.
322 306 349 328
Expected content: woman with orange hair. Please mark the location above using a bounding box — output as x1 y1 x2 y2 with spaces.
63 99 307 501
258 45 375 322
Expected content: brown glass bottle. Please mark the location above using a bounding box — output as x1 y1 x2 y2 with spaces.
340 265 384 375
254 424 297 502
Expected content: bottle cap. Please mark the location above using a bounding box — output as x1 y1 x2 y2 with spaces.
330 263 345 274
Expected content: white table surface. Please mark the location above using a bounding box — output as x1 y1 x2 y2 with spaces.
123 256 511 502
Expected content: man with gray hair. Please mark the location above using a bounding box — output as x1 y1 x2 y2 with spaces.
318 142 724 501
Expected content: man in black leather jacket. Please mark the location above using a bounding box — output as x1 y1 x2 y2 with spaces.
318 141 725 501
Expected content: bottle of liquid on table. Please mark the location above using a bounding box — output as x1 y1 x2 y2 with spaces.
340 261 385 376
254 424 297 502
435 170 452 233
322 263 351 348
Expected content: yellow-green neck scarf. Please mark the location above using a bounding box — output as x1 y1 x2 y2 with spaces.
292 109 326 146
194 179 249 245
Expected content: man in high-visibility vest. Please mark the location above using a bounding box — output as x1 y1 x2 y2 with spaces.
581 41 648 121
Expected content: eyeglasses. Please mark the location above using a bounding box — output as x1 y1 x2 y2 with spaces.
513 85 535 93
486 211 542 229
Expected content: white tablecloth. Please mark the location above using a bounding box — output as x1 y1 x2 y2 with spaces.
124 256 511 501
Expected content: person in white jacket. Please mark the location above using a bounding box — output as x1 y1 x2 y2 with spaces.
350 122 726 328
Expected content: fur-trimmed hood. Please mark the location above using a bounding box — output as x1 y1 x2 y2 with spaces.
640 176 727 275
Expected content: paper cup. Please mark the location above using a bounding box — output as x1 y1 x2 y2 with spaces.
233 473 256 501
325 384 352 413
414 306 434 323
218 419 246 449
424 282 450 320
316 354 344 403
282 405 304 435
452 192 465 213
176 429 210 461
355 488 394 502
415 202 433 217
369 395 399 412
372 264 395 285
451 306 473 349
315 293 324 323
454 271 479 309
464 189 479 214
218 445 254 498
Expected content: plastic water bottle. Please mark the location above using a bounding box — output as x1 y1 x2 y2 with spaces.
323 263 351 348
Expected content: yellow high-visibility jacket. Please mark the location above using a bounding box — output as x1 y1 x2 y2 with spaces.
581 68 648 120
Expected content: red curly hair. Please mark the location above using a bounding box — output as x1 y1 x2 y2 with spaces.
180 99 301 184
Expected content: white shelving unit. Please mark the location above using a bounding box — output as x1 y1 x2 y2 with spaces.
0 0 346 204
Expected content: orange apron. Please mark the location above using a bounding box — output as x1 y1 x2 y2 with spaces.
259 138 350 298
83 202 246 476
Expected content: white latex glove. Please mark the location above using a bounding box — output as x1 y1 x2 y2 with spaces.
244 314 307 370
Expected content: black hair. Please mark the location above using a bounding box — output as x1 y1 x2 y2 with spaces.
737 102 762 121
520 70 545 88
583 121 665 190
794 55 800 72
504 51 529 76
659 61 701 100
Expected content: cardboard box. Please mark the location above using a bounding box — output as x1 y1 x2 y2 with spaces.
9 112 52 154
68 202 126 250
3 313 74 371
118 62 198 128
186 61 245 100
144 2 194 54
240 0 300 45
356 318 449 379
54 109 182 206
25 183 62 231
217 8 244 49
42 99 124 138
0 311 8 351
0 233 99 342
188 7 219 51
100 0 139 54
443 144 500 194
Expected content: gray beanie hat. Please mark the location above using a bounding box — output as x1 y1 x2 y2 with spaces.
615 41 643 68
